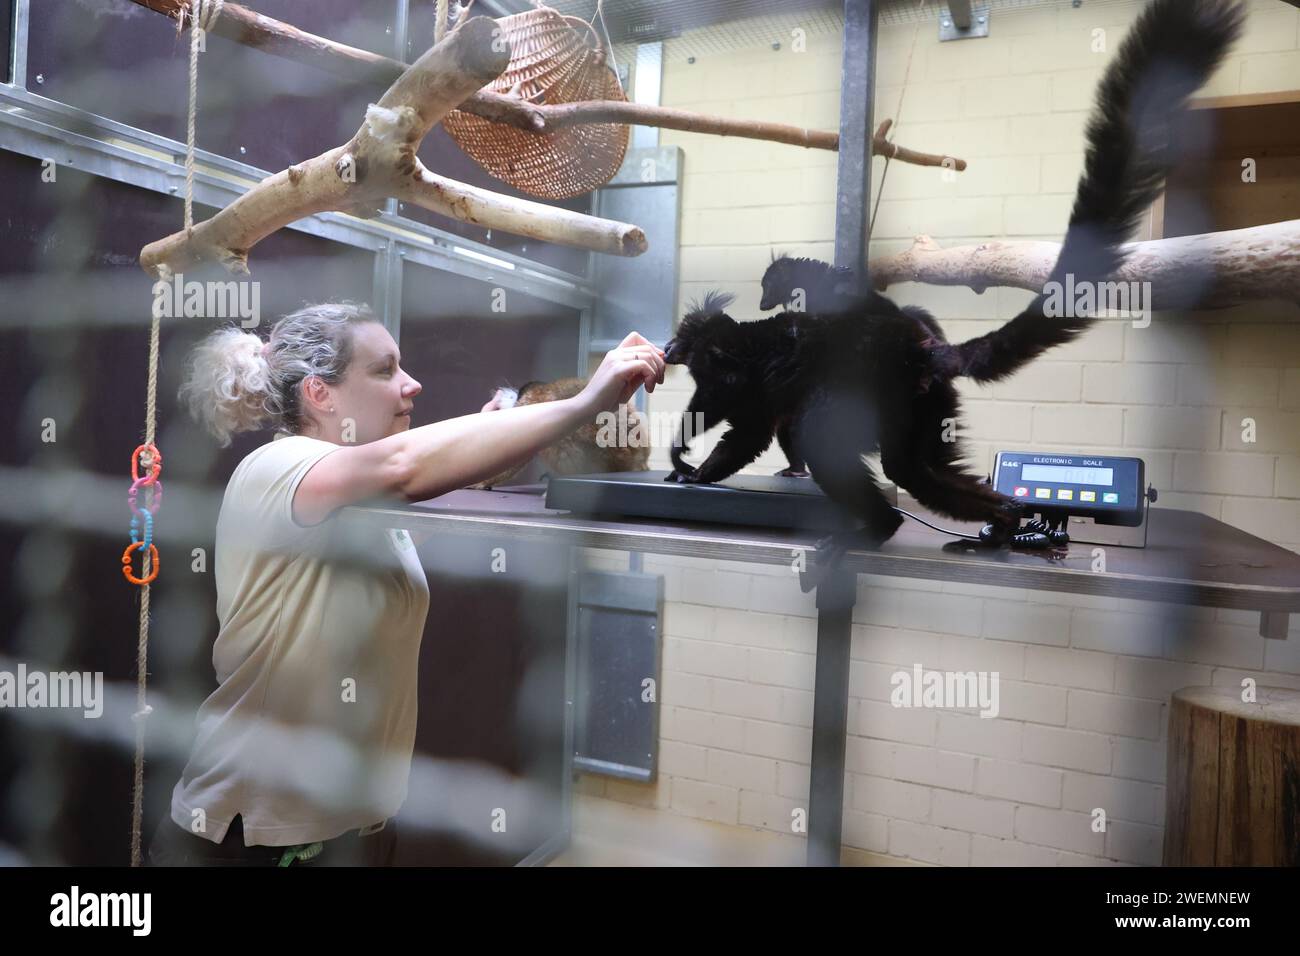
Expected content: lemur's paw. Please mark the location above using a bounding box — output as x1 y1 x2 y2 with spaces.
775 466 811 478
665 467 698 484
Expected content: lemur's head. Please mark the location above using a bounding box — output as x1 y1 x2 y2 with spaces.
759 254 852 312
760 253 802 310
664 292 747 388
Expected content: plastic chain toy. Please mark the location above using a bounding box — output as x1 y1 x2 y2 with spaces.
122 443 163 585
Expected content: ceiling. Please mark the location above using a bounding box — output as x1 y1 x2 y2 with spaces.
528 0 845 44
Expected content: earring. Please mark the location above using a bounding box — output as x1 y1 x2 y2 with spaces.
329 407 336 413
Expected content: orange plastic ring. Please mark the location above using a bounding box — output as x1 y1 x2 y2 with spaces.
121 541 160 585
131 444 162 484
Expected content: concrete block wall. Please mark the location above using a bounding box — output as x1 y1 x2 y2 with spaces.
578 0 1300 865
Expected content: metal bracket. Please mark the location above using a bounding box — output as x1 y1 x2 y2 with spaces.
940 2 990 42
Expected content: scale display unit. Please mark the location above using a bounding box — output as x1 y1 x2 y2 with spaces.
991 450 1157 548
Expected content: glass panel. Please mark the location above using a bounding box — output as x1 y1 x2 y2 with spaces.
0 148 380 863
399 257 582 436
27 0 399 173
28 0 593 274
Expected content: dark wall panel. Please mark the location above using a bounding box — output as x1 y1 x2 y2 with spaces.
0 150 379 864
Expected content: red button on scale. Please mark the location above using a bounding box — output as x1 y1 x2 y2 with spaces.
1014 487 1028 497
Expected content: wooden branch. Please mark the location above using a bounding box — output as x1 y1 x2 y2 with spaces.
124 0 965 168
869 220 1300 311
397 170 646 256
536 101 836 150
873 119 967 171
129 0 546 128
139 17 644 274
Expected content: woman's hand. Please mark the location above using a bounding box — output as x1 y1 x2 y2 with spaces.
576 332 666 416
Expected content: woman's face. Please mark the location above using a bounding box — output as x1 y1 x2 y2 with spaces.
322 322 422 444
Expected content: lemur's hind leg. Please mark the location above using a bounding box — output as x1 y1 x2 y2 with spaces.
794 391 902 590
883 444 1021 545
774 419 810 477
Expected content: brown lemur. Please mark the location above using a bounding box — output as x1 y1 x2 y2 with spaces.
469 377 651 489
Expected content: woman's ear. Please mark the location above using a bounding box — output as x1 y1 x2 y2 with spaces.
301 374 332 413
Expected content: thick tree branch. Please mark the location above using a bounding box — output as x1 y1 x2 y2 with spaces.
139 17 645 274
873 119 967 171
124 0 965 167
870 220 1300 310
397 167 646 255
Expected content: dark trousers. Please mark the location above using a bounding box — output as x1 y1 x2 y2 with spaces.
146 813 397 867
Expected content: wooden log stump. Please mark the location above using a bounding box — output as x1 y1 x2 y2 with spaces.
1163 686 1300 866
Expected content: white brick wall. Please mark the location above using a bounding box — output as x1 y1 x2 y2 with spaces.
581 0 1300 865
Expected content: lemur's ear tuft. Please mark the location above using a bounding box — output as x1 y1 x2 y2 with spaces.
685 290 736 321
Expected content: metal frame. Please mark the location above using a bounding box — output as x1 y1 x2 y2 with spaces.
8 0 28 89
515 546 583 866
630 42 663 151
809 0 879 868
0 86 597 307
939 3 990 42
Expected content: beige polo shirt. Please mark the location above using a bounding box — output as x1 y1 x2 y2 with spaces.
171 434 431 846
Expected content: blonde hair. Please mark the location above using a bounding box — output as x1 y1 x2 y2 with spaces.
178 301 378 446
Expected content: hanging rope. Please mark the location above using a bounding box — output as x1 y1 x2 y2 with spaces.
177 0 224 234
124 0 223 870
594 0 621 90
870 0 926 238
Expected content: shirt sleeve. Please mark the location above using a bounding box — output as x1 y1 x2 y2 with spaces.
228 435 343 549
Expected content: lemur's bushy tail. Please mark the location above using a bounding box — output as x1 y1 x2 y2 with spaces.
947 0 1243 384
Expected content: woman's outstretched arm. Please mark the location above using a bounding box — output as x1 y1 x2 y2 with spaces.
292 333 665 526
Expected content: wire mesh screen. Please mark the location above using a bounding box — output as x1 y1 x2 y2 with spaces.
548 0 1145 46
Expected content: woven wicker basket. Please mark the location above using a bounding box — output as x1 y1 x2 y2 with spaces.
443 7 630 200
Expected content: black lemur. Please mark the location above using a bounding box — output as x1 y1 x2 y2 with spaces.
759 253 951 476
760 253 948 346
662 0 1242 549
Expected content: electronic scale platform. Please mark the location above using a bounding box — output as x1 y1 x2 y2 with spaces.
544 451 1156 550
544 470 894 532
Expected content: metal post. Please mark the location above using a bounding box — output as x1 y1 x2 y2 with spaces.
807 567 857 866
373 240 404 337
631 42 664 150
806 0 879 867
833 0 879 294
385 0 409 219
947 0 974 31
9 0 30 89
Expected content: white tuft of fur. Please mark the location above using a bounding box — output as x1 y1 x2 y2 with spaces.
365 104 418 144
